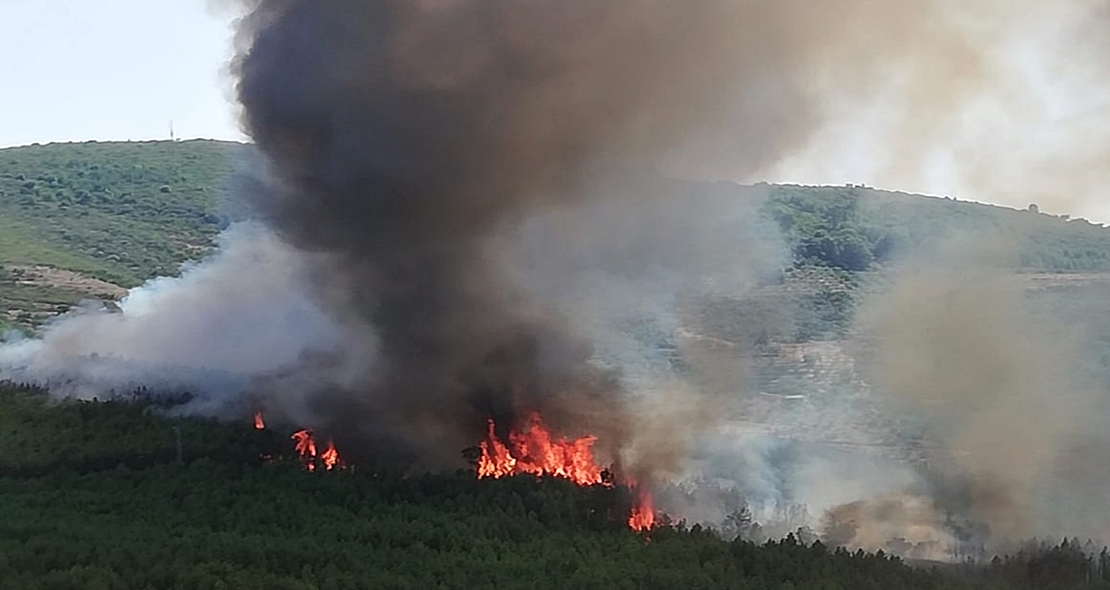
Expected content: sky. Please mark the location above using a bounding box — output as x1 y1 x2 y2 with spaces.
0 1 1107 222
0 0 244 147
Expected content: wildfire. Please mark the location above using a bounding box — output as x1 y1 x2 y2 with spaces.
287 428 345 472
476 412 655 531
628 487 655 531
320 438 343 471
477 412 603 485
253 414 345 472
291 429 318 472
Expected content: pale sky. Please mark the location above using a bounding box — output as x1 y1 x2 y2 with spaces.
1 1 1107 222
0 1 244 147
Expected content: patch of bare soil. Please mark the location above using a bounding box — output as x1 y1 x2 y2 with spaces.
6 265 128 299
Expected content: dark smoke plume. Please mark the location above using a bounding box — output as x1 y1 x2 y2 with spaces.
222 0 1109 478
227 0 785 470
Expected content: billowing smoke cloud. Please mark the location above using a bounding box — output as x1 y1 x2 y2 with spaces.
0 223 347 407
223 0 976 473
224 0 785 471
766 2 1110 221
219 0 1103 473
833 250 1110 553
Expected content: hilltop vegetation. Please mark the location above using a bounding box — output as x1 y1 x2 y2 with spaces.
0 140 242 331
764 184 1110 273
4 142 1109 284
5 140 1109 336
0 138 1103 346
2 381 1104 590
2 141 1109 331
0 140 241 284
678 184 1110 349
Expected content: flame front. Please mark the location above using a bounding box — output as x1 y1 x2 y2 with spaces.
477 413 603 485
477 420 518 478
475 412 655 531
291 429 317 472
628 488 655 531
320 438 343 471
254 412 265 430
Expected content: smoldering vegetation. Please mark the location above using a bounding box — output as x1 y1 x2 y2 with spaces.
846 253 1110 555
658 233 1110 560
4 0 1110 560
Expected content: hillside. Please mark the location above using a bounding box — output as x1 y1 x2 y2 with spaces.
0 140 243 330
4 140 1110 338
765 183 1110 273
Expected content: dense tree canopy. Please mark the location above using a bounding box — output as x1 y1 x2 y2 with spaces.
0 383 1105 589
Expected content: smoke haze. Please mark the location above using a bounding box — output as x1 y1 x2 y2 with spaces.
3 0 1110 557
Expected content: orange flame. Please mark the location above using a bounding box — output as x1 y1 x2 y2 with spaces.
628 488 655 532
476 412 656 531
291 429 317 472
254 412 265 430
477 413 603 485
321 438 343 471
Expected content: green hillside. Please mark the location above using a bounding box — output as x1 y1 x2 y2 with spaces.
764 183 1110 273
691 184 1110 347
3 139 1110 338
0 140 243 331
0 140 241 283
5 141 1110 284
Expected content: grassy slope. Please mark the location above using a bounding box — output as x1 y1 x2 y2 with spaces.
0 140 243 331
685 184 1110 348
0 139 242 285
3 140 1110 338
765 183 1110 272
858 187 1110 271
4 141 1110 283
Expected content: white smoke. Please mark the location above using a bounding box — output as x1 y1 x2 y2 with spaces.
0 222 349 409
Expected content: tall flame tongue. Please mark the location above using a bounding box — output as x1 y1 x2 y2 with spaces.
320 439 343 471
478 412 603 485
291 429 317 472
628 488 655 532
476 412 654 530
254 412 266 430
